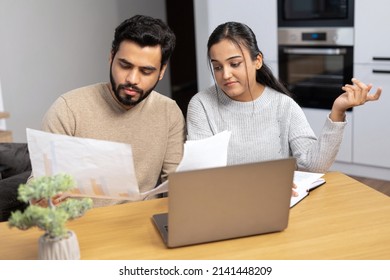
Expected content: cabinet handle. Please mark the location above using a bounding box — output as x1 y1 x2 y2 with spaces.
372 57 390 61
372 70 390 74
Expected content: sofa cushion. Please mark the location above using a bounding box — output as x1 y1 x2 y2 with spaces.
0 143 31 222
0 143 31 179
0 171 30 222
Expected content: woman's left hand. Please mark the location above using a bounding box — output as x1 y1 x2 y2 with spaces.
292 183 298 197
330 78 382 122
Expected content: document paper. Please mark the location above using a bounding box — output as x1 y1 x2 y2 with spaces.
26 128 231 201
140 130 231 199
27 128 141 201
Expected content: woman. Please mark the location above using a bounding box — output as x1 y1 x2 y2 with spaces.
186 21 381 173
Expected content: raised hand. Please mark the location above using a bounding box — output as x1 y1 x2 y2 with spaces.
330 78 382 122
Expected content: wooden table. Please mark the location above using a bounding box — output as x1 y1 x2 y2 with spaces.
1 172 389 260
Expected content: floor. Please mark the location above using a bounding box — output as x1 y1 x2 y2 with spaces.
349 175 390 197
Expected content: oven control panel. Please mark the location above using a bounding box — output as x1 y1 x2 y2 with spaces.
278 27 353 46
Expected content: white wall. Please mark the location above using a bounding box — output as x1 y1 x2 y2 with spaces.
0 0 169 142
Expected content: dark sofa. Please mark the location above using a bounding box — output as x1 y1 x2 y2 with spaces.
0 143 31 222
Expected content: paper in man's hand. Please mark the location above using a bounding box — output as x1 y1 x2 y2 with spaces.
26 128 142 201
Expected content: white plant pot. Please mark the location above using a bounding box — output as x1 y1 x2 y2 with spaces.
38 230 80 260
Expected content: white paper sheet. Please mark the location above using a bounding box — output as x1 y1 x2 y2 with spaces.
177 130 231 172
27 128 142 201
142 131 231 199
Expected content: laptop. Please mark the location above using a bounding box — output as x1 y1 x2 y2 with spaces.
152 158 296 248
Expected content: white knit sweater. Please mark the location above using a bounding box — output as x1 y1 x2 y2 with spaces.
186 86 346 172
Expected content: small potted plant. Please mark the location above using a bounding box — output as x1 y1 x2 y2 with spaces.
8 173 93 260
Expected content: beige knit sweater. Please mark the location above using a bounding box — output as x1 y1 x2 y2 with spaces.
42 83 185 207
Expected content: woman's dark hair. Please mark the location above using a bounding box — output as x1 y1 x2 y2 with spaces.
207 21 291 96
111 15 176 68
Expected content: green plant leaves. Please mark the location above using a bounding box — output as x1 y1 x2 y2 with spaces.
17 173 75 202
8 174 93 239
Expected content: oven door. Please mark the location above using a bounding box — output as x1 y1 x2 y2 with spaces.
278 46 353 110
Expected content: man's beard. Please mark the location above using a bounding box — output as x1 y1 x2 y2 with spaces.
109 64 159 107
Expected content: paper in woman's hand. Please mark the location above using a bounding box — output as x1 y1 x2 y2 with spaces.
177 130 231 172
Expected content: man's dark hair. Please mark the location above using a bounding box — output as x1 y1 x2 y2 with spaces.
111 15 176 68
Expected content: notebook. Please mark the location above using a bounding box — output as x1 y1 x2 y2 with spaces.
152 158 296 248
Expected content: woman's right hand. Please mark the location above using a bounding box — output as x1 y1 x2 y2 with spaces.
330 78 382 122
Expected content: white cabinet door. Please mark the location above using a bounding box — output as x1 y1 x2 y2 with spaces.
353 64 390 168
354 0 390 63
354 0 390 168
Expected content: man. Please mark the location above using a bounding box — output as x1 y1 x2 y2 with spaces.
41 15 185 207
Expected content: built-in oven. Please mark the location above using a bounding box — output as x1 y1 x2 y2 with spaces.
278 0 354 27
278 27 353 110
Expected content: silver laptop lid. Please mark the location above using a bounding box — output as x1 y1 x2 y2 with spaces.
166 158 296 247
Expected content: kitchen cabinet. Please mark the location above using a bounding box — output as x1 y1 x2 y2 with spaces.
352 65 390 168
354 0 390 64
353 0 390 168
